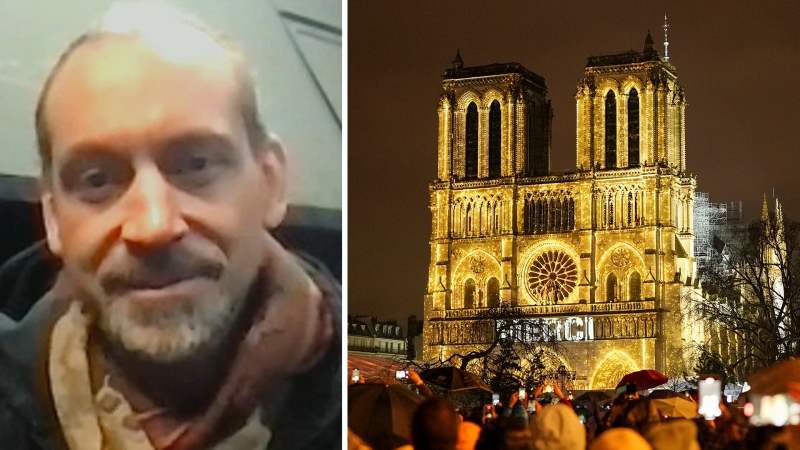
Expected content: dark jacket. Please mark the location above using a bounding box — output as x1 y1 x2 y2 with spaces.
0 247 342 450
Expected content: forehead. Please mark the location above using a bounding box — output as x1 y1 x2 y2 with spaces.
44 36 242 157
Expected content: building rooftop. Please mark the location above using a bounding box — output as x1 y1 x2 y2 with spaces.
444 56 546 89
585 32 672 68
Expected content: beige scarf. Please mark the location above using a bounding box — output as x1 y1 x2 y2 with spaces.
48 236 335 449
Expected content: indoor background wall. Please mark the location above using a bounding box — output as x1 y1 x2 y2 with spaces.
0 0 341 214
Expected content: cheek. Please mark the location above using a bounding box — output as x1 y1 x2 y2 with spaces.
54 207 117 273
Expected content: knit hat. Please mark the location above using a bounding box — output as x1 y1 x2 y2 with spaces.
530 403 586 450
644 419 700 450
590 428 652 450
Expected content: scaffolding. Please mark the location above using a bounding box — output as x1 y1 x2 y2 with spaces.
694 192 730 268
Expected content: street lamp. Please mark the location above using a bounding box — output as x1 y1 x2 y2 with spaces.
542 365 577 393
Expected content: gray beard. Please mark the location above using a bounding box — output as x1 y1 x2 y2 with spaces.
98 290 245 363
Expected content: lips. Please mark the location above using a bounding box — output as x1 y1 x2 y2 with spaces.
116 277 214 304
101 262 223 297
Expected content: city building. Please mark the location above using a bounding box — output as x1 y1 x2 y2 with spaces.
422 33 703 389
347 315 407 357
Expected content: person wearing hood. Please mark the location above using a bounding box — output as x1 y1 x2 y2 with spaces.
529 403 586 450
0 3 341 449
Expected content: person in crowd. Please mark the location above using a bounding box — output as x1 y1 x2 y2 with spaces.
456 421 482 450
0 3 340 449
411 397 461 450
644 419 700 450
529 402 586 450
605 397 663 435
590 427 653 450
475 418 534 450
502 391 530 424
349 429 374 450
408 369 435 398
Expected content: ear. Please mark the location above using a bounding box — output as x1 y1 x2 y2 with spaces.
256 134 288 229
40 189 64 257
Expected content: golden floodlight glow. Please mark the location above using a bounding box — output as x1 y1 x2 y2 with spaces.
422 44 705 389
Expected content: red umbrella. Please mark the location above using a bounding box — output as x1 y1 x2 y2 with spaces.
616 369 668 391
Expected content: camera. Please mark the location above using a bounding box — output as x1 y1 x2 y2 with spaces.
395 370 408 380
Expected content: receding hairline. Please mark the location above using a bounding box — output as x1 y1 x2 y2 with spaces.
36 11 268 183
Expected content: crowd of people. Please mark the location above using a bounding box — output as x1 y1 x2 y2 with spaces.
349 369 800 450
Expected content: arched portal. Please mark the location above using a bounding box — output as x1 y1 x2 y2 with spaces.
464 279 476 309
590 350 639 390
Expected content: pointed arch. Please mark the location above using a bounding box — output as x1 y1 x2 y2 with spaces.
541 199 549 233
606 273 618 301
489 100 502 178
568 197 575 230
590 350 639 390
605 91 617 168
465 102 479 179
487 277 500 307
464 278 476 309
627 191 634 226
628 88 640 167
629 271 642 301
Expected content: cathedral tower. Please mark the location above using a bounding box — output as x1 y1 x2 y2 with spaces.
423 35 699 388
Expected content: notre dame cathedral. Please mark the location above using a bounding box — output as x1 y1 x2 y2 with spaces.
422 33 703 389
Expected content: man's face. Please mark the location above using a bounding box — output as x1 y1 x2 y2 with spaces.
41 36 286 362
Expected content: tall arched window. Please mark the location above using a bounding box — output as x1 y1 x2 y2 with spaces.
608 196 615 227
627 192 634 226
487 277 500 307
465 103 479 179
629 272 642 301
628 89 640 167
568 198 575 230
605 92 617 168
606 273 617 302
464 279 476 309
523 198 531 232
489 100 502 178
542 200 549 232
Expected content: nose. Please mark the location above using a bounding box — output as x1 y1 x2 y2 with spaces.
120 165 188 249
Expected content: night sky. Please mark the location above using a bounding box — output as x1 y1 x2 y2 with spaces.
348 1 800 326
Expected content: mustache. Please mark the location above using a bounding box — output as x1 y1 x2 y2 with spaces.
99 245 224 294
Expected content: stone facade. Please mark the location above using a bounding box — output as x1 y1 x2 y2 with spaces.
423 35 702 389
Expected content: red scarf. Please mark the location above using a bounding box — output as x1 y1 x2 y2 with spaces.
50 235 335 449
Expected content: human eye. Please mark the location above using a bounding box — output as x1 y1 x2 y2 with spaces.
162 140 233 189
59 156 131 204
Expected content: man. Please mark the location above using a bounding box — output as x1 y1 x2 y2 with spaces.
409 398 461 450
0 3 341 449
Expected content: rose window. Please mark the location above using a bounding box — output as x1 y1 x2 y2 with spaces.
527 250 578 304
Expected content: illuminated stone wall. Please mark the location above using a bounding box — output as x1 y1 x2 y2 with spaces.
423 39 704 389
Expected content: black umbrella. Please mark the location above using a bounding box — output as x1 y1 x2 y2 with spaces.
648 389 683 399
575 390 612 404
419 367 493 393
348 381 425 450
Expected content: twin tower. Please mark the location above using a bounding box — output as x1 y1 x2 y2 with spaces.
423 33 700 389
